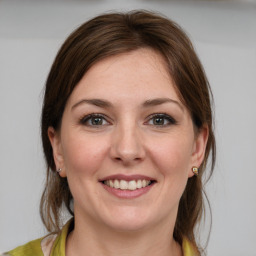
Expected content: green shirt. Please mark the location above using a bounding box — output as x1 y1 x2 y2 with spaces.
3 219 198 256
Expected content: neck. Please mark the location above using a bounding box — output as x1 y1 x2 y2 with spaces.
66 214 182 256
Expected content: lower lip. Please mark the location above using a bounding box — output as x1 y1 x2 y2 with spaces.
101 182 155 199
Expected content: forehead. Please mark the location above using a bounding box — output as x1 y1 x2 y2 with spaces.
67 48 180 105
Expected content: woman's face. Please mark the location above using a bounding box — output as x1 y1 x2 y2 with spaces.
49 48 208 232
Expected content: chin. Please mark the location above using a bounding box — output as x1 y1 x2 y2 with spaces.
107 220 151 233
101 207 157 232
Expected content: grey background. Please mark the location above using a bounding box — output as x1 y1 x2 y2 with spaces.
0 0 256 255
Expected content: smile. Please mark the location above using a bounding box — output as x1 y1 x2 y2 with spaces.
103 179 152 190
100 175 156 198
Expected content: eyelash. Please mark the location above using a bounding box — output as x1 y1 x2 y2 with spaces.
79 113 110 126
145 113 177 127
79 113 177 127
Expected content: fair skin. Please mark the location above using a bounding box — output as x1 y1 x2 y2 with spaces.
48 48 208 256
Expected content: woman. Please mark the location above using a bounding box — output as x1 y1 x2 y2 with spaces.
4 10 215 256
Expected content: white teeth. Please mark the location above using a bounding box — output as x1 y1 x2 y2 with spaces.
104 179 152 190
137 180 142 189
114 179 120 189
128 180 137 190
109 180 114 188
120 180 128 189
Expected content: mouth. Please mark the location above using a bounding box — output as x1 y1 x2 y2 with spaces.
99 174 157 198
102 179 155 191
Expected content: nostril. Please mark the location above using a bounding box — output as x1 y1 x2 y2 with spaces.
114 156 143 165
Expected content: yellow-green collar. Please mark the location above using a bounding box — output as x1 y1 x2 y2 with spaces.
182 237 199 256
50 218 73 256
6 218 198 256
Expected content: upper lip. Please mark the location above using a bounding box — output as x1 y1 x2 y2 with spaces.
99 174 156 182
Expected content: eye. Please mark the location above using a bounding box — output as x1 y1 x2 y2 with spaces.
146 114 177 126
80 114 110 126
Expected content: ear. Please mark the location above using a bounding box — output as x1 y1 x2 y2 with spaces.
188 124 209 178
48 127 67 178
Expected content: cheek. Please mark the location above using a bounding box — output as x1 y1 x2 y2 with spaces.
145 135 194 217
158 141 192 206
148 133 194 179
61 132 109 178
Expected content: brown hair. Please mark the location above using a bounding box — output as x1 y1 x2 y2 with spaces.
40 10 215 253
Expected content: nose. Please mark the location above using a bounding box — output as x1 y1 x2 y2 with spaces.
110 122 145 165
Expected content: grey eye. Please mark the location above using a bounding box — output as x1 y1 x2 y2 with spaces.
80 114 109 126
153 117 165 125
147 114 176 126
91 117 104 125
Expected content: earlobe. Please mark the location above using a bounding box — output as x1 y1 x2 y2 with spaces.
189 125 209 177
48 127 67 177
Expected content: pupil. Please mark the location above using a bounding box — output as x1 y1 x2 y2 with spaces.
92 117 102 125
154 117 163 125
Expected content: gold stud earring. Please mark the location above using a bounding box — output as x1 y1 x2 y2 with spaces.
192 167 199 176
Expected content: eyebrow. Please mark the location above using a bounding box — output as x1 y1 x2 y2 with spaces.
143 98 184 111
72 99 113 110
72 97 183 111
